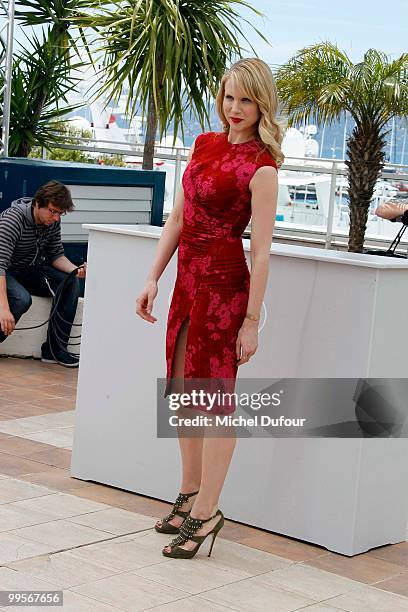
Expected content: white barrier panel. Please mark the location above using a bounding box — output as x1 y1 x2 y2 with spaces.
71 224 408 555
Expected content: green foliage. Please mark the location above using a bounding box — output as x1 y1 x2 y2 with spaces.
96 154 126 167
75 0 268 166
275 43 408 251
14 0 93 62
30 124 127 167
276 43 408 129
5 32 83 156
3 0 94 156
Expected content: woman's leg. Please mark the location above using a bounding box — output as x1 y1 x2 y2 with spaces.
162 293 238 552
163 428 236 552
156 318 203 529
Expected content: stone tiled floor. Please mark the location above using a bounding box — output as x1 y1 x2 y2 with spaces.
0 356 407 611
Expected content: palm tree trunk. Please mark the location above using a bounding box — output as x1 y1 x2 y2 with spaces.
346 123 386 252
142 91 157 170
15 92 47 157
142 49 164 171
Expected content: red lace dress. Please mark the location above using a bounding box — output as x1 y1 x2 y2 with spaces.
165 131 277 414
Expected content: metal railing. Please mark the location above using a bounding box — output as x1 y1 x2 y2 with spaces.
37 136 408 252
0 0 15 156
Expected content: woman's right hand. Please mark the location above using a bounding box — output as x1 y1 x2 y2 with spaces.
135 280 158 323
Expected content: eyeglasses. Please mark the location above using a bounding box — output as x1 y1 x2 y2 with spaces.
47 206 66 218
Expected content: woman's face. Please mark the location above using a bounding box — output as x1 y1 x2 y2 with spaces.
222 78 260 134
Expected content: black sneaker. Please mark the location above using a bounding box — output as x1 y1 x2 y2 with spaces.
41 345 79 368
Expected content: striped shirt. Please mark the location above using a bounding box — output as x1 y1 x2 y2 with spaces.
0 198 64 276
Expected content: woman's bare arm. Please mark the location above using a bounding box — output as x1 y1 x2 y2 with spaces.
236 165 278 365
246 165 278 316
375 199 408 220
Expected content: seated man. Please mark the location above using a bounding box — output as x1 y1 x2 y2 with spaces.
0 180 86 367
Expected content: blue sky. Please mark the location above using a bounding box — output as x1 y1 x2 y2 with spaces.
8 0 406 66
237 0 406 65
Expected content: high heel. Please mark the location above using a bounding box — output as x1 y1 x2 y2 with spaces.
162 510 224 559
154 491 199 534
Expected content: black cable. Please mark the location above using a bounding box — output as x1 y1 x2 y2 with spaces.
387 211 408 256
14 266 84 366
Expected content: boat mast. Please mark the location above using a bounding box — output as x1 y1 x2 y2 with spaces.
0 0 15 157
342 112 348 160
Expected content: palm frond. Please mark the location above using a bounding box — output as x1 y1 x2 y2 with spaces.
276 43 408 128
74 0 268 145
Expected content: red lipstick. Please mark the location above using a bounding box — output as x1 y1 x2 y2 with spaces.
230 118 243 124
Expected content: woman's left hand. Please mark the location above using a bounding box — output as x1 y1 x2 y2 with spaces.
236 320 259 366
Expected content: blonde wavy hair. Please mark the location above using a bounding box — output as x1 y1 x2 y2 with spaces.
215 58 285 168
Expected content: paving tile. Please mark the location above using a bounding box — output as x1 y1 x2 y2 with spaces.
146 595 240 611
199 574 316 611
238 532 330 562
0 403 58 418
0 436 59 458
0 533 57 564
326 583 408 611
68 531 175 571
366 541 408 568
0 566 58 592
0 397 20 409
0 477 53 503
71 572 190 611
172 537 292 577
66 507 155 534
220 520 267 542
25 447 72 469
0 584 119 612
0 412 74 436
0 501 58 530
6 551 120 588
27 396 75 411
0 412 23 421
372 570 408 597
134 555 252 595
0 387 61 404
21 427 74 448
31 411 75 427
296 606 348 611
72 484 151 509
306 551 408 584
9 519 112 548
42 383 77 399
90 491 173 517
11 492 110 519
0 432 13 439
0 418 51 436
0 452 53 477
5 357 408 612
0 382 17 391
1 373 75 388
37 591 123 611
18 468 91 492
256 563 364 600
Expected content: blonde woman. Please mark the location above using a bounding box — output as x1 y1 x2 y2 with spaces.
136 58 283 559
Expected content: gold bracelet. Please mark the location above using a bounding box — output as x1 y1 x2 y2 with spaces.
245 312 260 322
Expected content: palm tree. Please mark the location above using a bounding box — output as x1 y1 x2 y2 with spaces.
77 0 267 169
276 44 408 252
3 33 82 156
2 0 93 157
